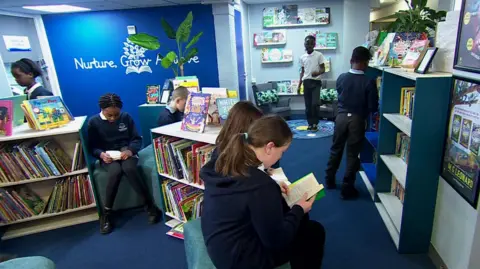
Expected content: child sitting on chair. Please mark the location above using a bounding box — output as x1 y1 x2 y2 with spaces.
157 86 189 127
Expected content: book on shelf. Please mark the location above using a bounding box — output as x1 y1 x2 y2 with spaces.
391 176 405 204
216 98 239 124
153 136 215 186
399 87 415 119
21 96 74 131
283 173 325 207
395 132 410 164
0 139 85 184
387 32 428 67
167 222 185 240
0 100 13 137
162 179 203 222
173 76 200 93
201 88 228 126
181 92 211 133
400 39 430 70
0 174 94 224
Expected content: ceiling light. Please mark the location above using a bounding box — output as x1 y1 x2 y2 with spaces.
23 5 91 13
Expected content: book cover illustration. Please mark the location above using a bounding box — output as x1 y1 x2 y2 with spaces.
263 7 277 27
401 39 430 69
0 100 13 136
470 123 480 155
201 88 227 125
276 5 298 25
216 98 239 124
261 48 293 63
461 118 473 148
298 8 316 24
146 85 161 104
315 8 330 24
253 30 286 46
24 96 73 130
452 114 462 143
304 31 337 49
387 32 427 67
181 92 211 133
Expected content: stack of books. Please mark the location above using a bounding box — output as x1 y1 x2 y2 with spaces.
0 186 45 223
167 223 185 240
21 96 74 131
400 87 415 119
162 180 203 223
153 136 215 186
0 140 84 183
395 132 410 164
44 174 94 214
391 176 405 204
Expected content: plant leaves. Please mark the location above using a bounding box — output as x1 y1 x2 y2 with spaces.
161 51 177 69
128 33 160 50
185 48 198 61
186 32 203 50
176 11 193 43
161 18 176 40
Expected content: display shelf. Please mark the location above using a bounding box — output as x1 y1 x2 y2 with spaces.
0 168 88 188
265 22 328 28
359 171 375 201
159 172 205 190
255 41 287 46
261 59 293 64
165 218 182 228
165 212 186 223
380 155 407 188
375 202 400 248
365 131 378 149
384 68 452 81
377 192 403 231
0 116 86 142
383 114 412 137
151 122 220 145
139 103 166 107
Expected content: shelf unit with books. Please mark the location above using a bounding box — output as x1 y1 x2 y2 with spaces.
150 122 221 238
0 116 99 240
366 68 452 253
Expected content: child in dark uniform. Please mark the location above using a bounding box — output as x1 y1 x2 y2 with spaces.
11 58 53 100
157 86 189 126
88 93 160 234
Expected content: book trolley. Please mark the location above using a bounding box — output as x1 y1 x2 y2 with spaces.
0 116 99 240
360 67 453 253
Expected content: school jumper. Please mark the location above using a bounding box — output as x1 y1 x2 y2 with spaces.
26 83 53 100
88 112 153 209
325 69 379 184
200 160 325 269
300 51 325 126
157 106 183 127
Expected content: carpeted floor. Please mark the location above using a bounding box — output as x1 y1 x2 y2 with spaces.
0 137 435 269
287 119 334 139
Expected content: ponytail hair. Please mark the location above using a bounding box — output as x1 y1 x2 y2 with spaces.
11 58 42 78
215 115 292 177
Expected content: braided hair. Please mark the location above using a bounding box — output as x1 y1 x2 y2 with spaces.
11 58 42 78
98 93 123 109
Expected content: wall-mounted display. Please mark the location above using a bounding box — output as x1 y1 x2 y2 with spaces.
254 30 287 46
269 80 300 95
454 0 480 74
261 48 293 63
263 5 330 28
442 77 480 207
304 31 337 50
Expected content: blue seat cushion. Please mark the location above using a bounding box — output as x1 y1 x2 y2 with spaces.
0 256 55 269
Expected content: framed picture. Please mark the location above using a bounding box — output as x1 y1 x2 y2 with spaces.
454 0 480 74
415 47 438 74
160 90 170 104
441 76 480 207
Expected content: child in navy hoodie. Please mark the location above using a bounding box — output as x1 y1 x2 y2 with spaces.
201 115 325 269
157 86 189 126
88 93 160 234
11 58 53 100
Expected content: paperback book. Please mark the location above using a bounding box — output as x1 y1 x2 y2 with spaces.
22 96 74 131
201 88 228 125
391 176 405 204
399 87 415 119
395 132 410 164
387 32 428 67
162 179 203 222
283 173 325 207
181 92 211 133
253 30 287 46
261 48 293 63
216 98 239 124
146 85 161 104
400 39 430 70
0 100 13 136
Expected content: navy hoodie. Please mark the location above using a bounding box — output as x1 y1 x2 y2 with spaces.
336 71 379 118
200 160 305 269
157 107 183 127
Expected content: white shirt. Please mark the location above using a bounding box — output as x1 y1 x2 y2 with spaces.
26 83 42 99
300 51 326 81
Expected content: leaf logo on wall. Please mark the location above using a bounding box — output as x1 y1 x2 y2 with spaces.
121 39 153 74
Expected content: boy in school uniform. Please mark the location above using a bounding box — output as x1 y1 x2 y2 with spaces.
298 35 326 132
325 46 379 200
157 86 189 127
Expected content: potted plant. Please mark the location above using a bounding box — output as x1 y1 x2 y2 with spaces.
128 11 203 77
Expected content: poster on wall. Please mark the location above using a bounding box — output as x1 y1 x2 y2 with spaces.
304 31 337 49
253 30 286 46
261 48 293 63
263 5 330 27
2 35 31 52
454 0 480 74
442 77 480 207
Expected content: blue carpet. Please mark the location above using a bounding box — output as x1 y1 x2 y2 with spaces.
0 137 434 269
287 119 334 139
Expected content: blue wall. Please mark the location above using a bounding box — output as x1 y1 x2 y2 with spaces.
42 4 219 125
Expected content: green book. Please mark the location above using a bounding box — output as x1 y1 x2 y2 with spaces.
285 173 325 207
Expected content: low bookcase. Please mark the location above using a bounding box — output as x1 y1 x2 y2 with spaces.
360 67 453 253
0 116 99 240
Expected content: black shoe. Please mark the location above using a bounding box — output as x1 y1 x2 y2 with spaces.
100 209 113 234
307 125 313 131
325 178 337 189
341 183 359 200
146 204 161 224
311 124 319 132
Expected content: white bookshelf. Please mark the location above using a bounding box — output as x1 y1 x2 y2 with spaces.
383 114 412 137
359 171 375 201
265 22 328 28
261 59 293 64
0 116 99 240
380 155 407 188
377 192 403 231
384 68 452 81
159 172 205 190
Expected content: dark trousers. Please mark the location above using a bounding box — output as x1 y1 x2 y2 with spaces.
303 79 322 126
325 113 366 184
102 158 151 209
273 217 326 269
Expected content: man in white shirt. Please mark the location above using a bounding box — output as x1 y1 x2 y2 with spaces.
298 35 326 132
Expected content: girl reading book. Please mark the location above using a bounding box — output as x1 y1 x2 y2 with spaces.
11 58 53 100
88 93 160 234
200 115 325 269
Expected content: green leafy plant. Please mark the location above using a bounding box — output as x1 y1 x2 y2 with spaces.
128 11 203 76
387 0 446 36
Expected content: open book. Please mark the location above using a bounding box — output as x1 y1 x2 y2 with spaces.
106 150 122 161
269 168 291 186
283 173 325 207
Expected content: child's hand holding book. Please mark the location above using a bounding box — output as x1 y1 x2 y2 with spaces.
296 193 315 213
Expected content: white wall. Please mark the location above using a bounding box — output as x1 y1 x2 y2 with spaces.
0 54 11 98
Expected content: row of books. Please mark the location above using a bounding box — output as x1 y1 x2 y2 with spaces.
0 140 84 184
395 132 410 164
153 136 215 186
391 176 405 204
22 96 74 131
400 87 415 119
161 180 203 223
0 174 94 223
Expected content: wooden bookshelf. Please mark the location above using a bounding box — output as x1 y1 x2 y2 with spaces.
360 67 453 253
0 116 100 240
